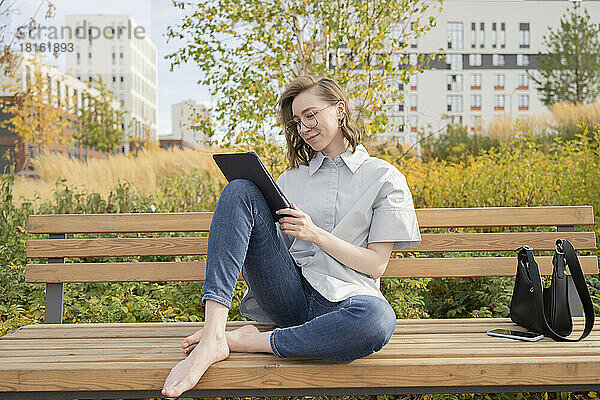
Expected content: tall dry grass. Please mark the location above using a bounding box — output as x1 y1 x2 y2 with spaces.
549 101 600 127
484 101 600 139
12 146 229 207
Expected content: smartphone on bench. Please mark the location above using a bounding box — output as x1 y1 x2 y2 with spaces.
487 328 544 342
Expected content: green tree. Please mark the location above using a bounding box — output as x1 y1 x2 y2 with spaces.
530 2 600 106
166 0 442 150
76 76 125 154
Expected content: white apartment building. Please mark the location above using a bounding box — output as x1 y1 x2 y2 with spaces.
65 15 158 154
169 100 210 148
381 0 600 145
0 52 120 159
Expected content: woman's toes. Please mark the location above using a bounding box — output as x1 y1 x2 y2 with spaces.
183 343 198 354
181 329 203 350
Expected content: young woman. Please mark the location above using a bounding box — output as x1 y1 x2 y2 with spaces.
162 76 421 398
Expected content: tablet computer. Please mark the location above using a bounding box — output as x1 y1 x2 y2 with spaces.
212 151 291 222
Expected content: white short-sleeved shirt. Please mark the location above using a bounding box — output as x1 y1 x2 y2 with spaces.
239 143 422 325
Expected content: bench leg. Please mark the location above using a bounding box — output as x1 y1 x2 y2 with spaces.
44 233 65 324
44 283 63 324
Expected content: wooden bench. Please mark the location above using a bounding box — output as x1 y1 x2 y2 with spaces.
1 205 598 399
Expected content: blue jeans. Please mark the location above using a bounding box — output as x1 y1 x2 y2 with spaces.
202 179 397 362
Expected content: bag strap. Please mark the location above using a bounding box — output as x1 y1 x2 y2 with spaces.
522 240 594 341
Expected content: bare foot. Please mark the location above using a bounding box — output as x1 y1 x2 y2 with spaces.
162 336 229 398
182 325 261 354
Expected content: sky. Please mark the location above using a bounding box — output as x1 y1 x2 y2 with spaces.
7 0 213 137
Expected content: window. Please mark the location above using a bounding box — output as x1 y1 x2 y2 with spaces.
74 89 79 113
56 81 61 106
119 46 124 65
471 23 476 48
479 22 485 48
410 23 418 48
494 94 505 109
410 114 418 128
494 73 505 88
120 74 124 89
398 104 404 112
519 73 529 88
471 115 482 130
447 95 463 112
492 23 497 48
446 53 463 70
398 115 405 132
410 94 418 110
112 71 117 88
25 66 31 89
88 45 92 65
47 74 52 102
469 53 482 67
448 115 462 125
76 46 81 65
492 54 505 66
518 94 529 109
409 74 418 89
447 74 463 91
447 22 463 49
471 94 482 109
409 53 417 66
64 85 69 109
471 73 482 88
112 46 116 65
500 23 506 48
517 54 529 67
519 23 530 48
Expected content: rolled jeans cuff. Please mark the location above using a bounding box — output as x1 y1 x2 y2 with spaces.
270 328 284 358
202 293 232 309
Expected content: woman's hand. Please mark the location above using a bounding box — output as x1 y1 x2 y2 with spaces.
276 202 320 243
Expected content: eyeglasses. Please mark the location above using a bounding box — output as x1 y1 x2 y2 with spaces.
285 102 338 136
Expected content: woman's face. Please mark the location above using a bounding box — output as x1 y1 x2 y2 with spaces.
291 88 348 158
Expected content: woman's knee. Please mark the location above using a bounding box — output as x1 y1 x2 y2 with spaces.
221 179 260 200
348 296 397 356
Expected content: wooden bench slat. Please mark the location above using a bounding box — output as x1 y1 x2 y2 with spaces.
1 317 592 337
3 355 600 391
416 206 595 228
5 344 600 364
3 316 591 330
25 256 599 283
28 212 214 234
27 206 595 234
26 231 597 258
3 335 600 353
3 336 600 353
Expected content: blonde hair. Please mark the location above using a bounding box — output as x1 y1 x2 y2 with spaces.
277 76 362 169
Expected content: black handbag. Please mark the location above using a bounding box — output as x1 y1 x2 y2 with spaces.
509 238 595 341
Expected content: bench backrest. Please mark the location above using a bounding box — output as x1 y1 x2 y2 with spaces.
26 206 597 323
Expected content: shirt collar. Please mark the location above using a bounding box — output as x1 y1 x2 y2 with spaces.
308 144 370 176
